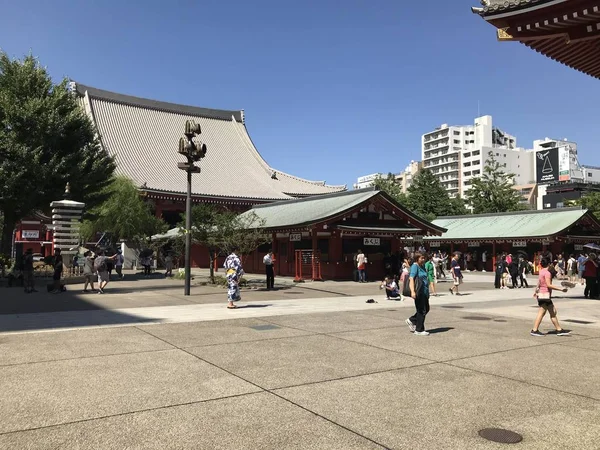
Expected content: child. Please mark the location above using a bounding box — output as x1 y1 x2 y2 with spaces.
530 258 570 336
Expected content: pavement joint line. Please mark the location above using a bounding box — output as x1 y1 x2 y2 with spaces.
293 285 353 297
133 325 392 450
440 360 600 404
0 391 262 437
0 346 179 369
177 331 323 351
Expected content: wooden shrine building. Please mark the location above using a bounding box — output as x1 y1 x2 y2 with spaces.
238 188 446 281
472 0 600 80
428 207 600 271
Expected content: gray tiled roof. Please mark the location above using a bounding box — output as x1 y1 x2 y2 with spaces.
475 0 550 15
75 83 346 201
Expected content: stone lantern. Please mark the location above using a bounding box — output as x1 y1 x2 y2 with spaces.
50 183 85 266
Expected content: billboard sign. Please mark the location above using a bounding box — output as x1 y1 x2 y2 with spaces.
536 147 571 184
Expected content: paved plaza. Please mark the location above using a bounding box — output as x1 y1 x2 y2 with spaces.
1 271 600 448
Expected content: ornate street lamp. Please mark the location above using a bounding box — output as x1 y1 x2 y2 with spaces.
178 120 207 295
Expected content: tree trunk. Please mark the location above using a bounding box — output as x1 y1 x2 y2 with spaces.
208 248 215 284
0 215 16 258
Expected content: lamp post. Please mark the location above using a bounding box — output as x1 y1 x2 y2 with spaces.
177 120 207 295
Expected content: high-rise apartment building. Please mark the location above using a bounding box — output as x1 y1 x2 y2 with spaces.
353 161 421 193
421 115 534 198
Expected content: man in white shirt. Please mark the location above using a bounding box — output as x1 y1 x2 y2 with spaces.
263 250 275 290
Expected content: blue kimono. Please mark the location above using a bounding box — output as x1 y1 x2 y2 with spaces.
223 252 244 301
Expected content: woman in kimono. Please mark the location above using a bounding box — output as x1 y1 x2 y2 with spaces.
224 247 244 309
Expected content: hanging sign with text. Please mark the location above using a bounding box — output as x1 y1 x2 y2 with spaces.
363 237 380 246
22 230 40 239
512 241 527 247
289 233 302 242
429 241 440 248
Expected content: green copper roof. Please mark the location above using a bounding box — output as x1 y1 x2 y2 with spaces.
242 187 446 234
242 189 380 229
431 207 590 241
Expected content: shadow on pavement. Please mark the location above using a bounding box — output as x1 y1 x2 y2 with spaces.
428 327 455 334
236 304 272 309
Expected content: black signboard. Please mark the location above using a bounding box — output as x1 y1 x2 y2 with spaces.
536 148 559 184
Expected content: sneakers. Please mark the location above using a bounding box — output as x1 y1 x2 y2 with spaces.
449 288 454 295
530 330 545 337
405 318 416 332
414 331 430 336
556 329 571 336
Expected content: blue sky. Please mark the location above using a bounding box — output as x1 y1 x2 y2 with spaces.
2 0 599 188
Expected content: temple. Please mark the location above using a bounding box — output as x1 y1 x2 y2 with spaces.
72 82 346 225
472 0 600 80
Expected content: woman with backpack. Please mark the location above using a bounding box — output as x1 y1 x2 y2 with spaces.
94 250 118 294
405 251 431 336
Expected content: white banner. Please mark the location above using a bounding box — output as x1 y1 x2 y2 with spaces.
21 230 40 239
289 233 302 242
363 237 380 246
512 241 527 247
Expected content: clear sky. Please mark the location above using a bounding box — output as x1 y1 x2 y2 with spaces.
2 0 599 188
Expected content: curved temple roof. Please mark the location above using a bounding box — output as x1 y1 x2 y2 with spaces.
73 83 346 202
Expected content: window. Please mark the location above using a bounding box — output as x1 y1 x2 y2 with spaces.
453 140 460 144
470 140 475 144
473 160 480 165
589 172 593 177
453 131 460 135
473 170 481 175
496 153 499 156
556 202 564 208
464 171 471 177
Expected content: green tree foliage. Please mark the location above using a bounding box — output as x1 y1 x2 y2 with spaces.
372 173 408 205
79 176 167 245
188 204 270 283
568 192 600 216
0 52 116 255
405 169 469 221
466 151 524 214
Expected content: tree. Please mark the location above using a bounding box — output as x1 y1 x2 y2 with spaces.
79 176 167 246
372 173 408 206
405 169 468 221
568 192 600 216
466 151 524 214
0 52 116 255
188 204 270 283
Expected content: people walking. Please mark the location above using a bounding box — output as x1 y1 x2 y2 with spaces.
356 250 367 283
518 256 530 288
94 250 118 294
50 249 64 294
425 254 438 296
577 253 587 285
82 251 97 292
22 248 36 293
566 254 576 283
263 250 275 290
494 255 509 289
406 251 431 336
583 253 598 299
164 252 174 277
114 249 124 279
224 247 244 309
530 258 570 336
449 253 463 295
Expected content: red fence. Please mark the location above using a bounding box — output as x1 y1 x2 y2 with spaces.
294 250 322 281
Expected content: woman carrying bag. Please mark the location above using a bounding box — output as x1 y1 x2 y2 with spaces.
405 251 431 336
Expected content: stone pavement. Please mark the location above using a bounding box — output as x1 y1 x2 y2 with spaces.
1 272 600 448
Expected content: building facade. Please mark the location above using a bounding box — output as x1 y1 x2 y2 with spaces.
353 161 420 192
421 115 533 198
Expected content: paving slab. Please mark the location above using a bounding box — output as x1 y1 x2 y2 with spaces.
0 392 383 450
137 317 315 348
331 323 550 362
0 326 173 366
262 310 409 333
187 334 429 389
450 344 600 400
0 349 260 433
275 363 600 450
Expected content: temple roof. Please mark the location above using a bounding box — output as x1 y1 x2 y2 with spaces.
73 83 346 202
473 0 556 16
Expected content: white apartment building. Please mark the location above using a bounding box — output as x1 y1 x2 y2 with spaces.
353 161 420 193
422 115 534 197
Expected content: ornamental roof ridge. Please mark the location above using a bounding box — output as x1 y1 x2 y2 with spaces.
251 186 377 210
72 82 244 122
472 0 558 16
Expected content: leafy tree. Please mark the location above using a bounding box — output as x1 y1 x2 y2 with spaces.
568 192 600 216
372 173 408 206
0 51 116 255
405 169 468 221
188 204 270 283
79 176 167 246
466 151 524 214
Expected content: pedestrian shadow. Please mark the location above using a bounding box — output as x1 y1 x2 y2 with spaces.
236 304 272 309
427 327 455 334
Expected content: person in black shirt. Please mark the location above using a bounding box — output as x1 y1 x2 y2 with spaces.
51 249 64 294
509 258 520 289
494 254 508 289
518 256 530 288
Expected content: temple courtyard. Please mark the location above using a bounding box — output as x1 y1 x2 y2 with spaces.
1 271 599 449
